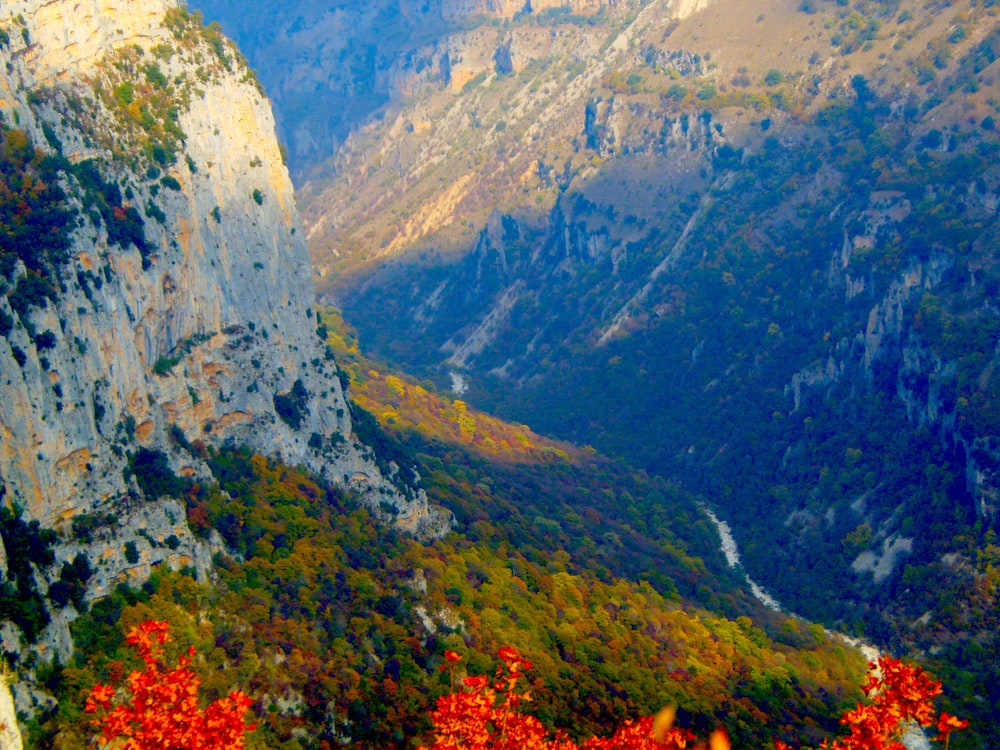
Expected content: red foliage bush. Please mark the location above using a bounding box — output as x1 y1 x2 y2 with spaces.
422 648 966 750
421 646 721 750
87 623 966 750
85 620 254 750
809 656 968 750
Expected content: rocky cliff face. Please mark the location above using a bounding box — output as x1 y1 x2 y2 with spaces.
295 0 729 285
0 0 448 709
0 675 22 750
196 0 708 175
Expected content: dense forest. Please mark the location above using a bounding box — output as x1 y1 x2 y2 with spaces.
26 447 867 748
3 1 998 748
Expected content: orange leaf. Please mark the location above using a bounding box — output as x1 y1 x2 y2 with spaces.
710 728 730 750
651 706 677 743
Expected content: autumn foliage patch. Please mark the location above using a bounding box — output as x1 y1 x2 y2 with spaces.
86 622 966 750
809 655 968 750
85 620 255 750
422 647 966 750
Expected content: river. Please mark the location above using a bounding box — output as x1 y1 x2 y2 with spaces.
699 503 930 749
699 505 783 612
700 502 881 661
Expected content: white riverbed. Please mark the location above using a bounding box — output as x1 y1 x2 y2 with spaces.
699 503 929 750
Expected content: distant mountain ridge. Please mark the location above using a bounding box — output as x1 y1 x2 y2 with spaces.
197 0 714 178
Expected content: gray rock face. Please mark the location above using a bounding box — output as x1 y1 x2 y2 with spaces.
0 0 449 669
196 0 635 175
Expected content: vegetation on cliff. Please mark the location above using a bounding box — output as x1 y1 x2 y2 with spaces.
2 2 996 749
28 434 864 747
299 13 1000 746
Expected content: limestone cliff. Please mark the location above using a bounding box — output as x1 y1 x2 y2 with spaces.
0 0 448 699
0 673 22 750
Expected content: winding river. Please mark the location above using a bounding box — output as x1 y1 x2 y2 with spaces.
700 504 931 749
700 505 784 612
700 503 883 664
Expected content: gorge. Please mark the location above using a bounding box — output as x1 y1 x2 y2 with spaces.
1 0 998 746
201 0 1000 744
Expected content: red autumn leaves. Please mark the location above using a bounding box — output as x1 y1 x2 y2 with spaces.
422 648 966 750
804 655 969 750
86 622 966 750
424 646 578 750
85 620 255 750
424 646 725 750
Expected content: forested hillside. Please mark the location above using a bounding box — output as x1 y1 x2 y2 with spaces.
2 0 995 747
28 316 873 748
341 55 1000 748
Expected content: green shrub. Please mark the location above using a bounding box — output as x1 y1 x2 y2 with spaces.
124 541 140 564
34 329 57 350
71 511 116 543
144 63 168 88
42 122 63 153
8 273 57 319
0 505 56 641
152 354 182 376
48 553 93 610
274 379 310 429
128 448 188 500
145 200 167 224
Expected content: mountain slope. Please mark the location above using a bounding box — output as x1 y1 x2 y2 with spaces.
282 0 1000 598
286 0 997 286
31 310 872 748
